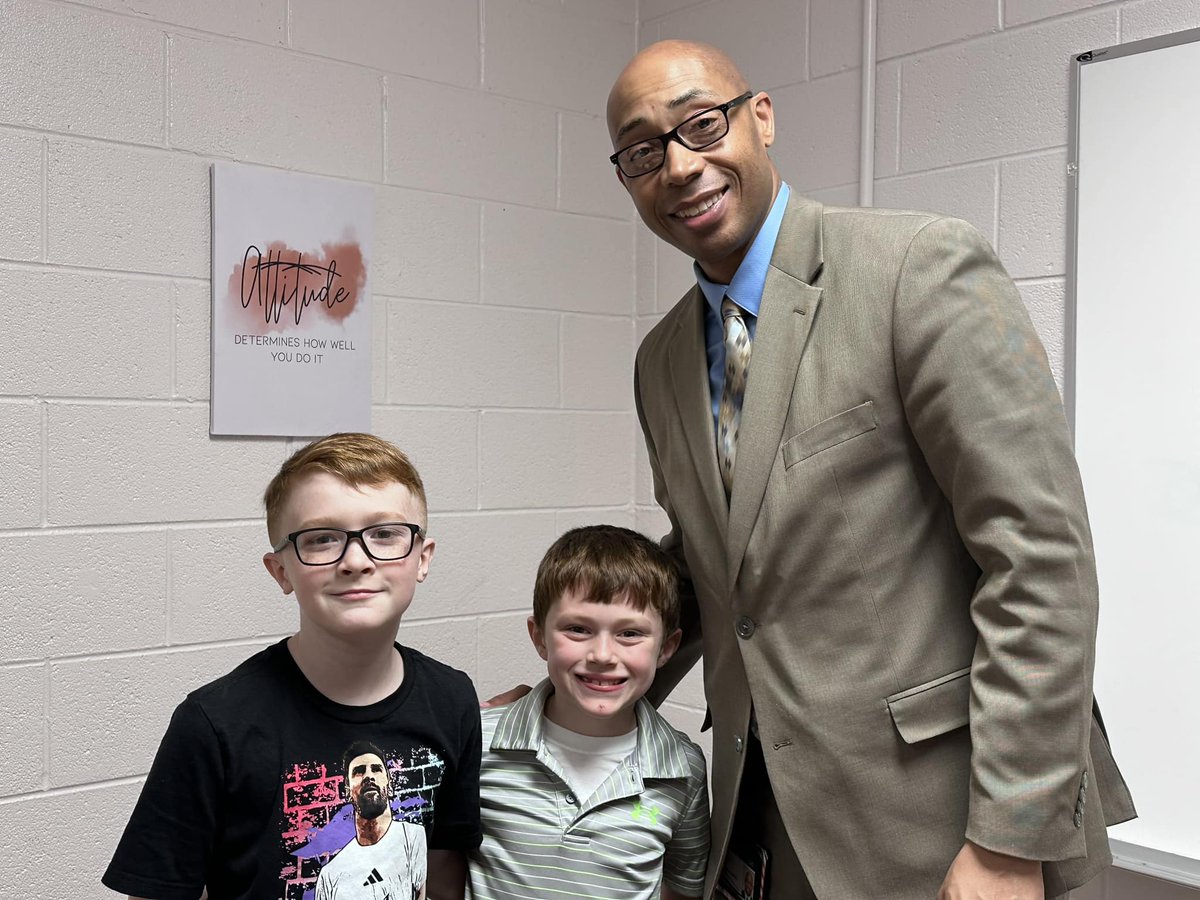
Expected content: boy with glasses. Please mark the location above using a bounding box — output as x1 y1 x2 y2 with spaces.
103 433 481 900
467 525 709 900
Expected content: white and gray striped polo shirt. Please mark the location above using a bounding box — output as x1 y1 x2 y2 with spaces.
467 678 710 899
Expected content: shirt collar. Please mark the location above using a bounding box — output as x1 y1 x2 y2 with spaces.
489 678 691 780
695 181 791 319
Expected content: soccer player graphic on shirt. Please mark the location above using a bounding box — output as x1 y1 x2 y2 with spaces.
315 741 427 900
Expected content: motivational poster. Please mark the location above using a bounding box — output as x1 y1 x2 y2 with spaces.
210 163 373 436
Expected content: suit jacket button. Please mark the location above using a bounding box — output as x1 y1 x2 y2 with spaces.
734 735 744 753
735 616 756 639
1073 811 1083 828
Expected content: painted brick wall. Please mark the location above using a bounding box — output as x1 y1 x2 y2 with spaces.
0 0 639 894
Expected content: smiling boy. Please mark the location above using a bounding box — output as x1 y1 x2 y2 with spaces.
103 433 481 900
467 525 709 900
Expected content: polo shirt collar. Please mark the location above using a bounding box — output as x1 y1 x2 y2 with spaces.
632 692 692 780
489 678 691 780
488 678 554 752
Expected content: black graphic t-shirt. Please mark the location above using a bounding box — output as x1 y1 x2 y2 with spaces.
103 639 481 900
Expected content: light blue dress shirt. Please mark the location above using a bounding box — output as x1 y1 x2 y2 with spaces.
695 182 790 431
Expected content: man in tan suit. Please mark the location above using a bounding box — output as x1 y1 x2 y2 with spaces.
609 40 1134 900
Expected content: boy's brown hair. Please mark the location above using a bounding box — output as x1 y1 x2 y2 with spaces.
532 525 680 634
263 432 427 542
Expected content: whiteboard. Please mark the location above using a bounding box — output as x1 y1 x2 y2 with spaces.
1066 27 1200 886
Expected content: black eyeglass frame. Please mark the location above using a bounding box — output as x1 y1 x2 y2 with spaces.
272 522 426 566
609 91 755 178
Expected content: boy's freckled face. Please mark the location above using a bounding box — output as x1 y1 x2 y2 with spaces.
529 588 680 737
263 472 434 642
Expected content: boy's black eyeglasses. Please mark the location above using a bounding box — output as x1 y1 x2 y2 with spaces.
272 523 425 566
609 91 754 178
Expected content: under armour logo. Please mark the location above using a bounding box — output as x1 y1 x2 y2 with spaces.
632 800 660 825
363 867 384 886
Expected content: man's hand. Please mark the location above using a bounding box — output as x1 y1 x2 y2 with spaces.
480 684 531 709
937 840 1044 900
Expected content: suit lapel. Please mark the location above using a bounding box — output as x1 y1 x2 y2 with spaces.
667 285 729 544
726 197 825 591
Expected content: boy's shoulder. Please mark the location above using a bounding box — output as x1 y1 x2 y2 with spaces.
479 678 551 751
400 641 472 682
398 642 476 705
635 697 708 780
184 639 291 714
479 701 507 733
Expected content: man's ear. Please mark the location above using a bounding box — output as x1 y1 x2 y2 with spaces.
657 627 683 668
752 91 775 148
527 616 549 661
263 552 294 595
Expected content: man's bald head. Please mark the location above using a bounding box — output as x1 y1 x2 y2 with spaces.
604 40 779 284
607 41 749 142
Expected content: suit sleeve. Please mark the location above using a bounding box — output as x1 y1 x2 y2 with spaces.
892 216 1097 861
635 360 705 708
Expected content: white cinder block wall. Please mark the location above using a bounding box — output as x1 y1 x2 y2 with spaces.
4 0 1198 897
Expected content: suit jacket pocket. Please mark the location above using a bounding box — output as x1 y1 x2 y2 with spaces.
886 666 971 744
782 400 878 468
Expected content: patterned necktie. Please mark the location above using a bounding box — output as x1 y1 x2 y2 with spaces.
718 296 752 495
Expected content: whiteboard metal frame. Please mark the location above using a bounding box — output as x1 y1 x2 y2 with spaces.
1109 840 1200 889
1065 26 1200 887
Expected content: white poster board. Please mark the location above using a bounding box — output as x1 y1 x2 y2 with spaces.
1067 27 1200 886
210 163 373 436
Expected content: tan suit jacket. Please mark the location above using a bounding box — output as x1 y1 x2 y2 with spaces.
636 194 1135 900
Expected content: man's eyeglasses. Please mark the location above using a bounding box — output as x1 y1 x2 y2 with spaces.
272 523 425 566
609 91 754 178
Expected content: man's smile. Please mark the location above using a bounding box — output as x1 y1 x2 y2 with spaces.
670 186 728 220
